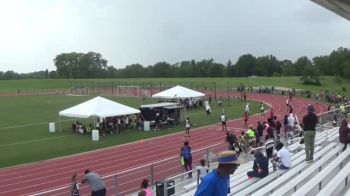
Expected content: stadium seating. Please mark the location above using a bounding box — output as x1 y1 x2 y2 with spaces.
163 126 349 196
317 161 350 196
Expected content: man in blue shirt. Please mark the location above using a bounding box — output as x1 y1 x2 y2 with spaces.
194 151 240 196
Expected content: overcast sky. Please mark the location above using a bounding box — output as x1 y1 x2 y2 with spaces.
1 0 350 73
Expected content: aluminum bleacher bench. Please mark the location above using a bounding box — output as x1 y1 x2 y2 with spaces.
291 144 350 196
228 145 315 191
234 143 336 196
267 143 341 196
345 186 350 196
317 160 350 196
252 143 338 196
181 145 325 196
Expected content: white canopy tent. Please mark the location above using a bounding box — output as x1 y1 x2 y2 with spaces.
58 96 140 131
152 85 205 99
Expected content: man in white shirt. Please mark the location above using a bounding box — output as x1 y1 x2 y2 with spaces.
220 113 227 131
275 142 291 169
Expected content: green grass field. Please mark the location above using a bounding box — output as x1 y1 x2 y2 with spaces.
0 94 260 168
0 75 347 168
0 76 349 96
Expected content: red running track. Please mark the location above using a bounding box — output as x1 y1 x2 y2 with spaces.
0 92 327 195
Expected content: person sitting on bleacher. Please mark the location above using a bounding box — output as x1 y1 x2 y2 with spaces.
339 118 350 151
273 142 291 170
247 150 269 179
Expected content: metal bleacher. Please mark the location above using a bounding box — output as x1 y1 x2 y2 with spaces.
178 123 342 196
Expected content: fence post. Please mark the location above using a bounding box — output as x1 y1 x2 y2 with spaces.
206 148 210 169
197 169 200 186
227 82 229 105
163 180 168 196
214 82 217 100
150 164 154 187
114 174 119 196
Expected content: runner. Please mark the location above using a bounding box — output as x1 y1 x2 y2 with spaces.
243 112 249 129
260 102 265 117
185 117 191 137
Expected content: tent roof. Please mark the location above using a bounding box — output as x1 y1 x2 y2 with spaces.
59 96 140 118
152 85 205 99
140 102 177 108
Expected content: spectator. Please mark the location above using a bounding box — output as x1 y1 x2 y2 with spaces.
181 141 193 178
239 131 249 153
287 113 295 136
275 117 282 141
226 132 236 149
71 173 80 196
185 117 191 137
246 125 256 147
274 142 291 169
340 103 346 116
247 150 269 178
226 132 241 156
266 121 275 139
302 104 318 163
81 170 106 196
220 113 227 131
197 159 209 181
138 190 146 196
339 118 350 151
139 179 152 196
206 105 212 116
257 121 264 144
269 107 274 119
195 151 240 196
154 113 161 131
243 112 249 129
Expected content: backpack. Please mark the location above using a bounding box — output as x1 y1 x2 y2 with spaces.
182 146 191 160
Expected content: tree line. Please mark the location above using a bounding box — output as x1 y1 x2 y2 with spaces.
1 47 350 83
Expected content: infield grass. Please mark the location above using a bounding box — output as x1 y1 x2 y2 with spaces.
0 95 260 168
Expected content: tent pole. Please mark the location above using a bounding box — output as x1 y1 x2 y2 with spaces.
59 115 61 132
94 117 96 129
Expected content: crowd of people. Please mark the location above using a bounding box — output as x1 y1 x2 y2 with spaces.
69 88 350 196
71 114 145 136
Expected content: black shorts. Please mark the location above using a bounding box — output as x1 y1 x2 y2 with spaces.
92 188 106 196
222 121 226 126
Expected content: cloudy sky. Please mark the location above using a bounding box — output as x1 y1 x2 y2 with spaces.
0 0 350 73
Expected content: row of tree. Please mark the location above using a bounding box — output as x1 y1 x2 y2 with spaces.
1 47 350 82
